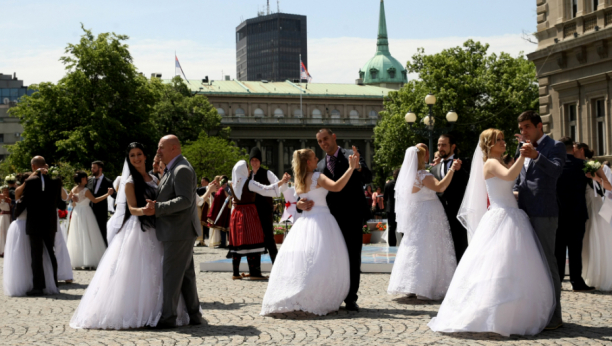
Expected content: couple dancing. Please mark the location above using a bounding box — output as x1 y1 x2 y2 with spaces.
71 135 211 329
261 128 371 315
424 111 564 336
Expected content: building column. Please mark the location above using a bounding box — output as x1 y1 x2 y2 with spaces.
300 139 307 149
277 139 285 175
255 139 262 149
365 139 372 168
344 139 351 150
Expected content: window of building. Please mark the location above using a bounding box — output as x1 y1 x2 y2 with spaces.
387 67 396 79
311 109 322 124
349 110 360 125
274 108 284 118
293 109 303 118
568 104 577 141
370 68 378 80
235 108 245 117
572 0 578 18
261 146 274 167
216 108 225 116
595 99 606 156
593 0 599 12
283 146 295 167
254 108 265 117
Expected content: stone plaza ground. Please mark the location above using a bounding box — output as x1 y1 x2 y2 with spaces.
1 245 612 346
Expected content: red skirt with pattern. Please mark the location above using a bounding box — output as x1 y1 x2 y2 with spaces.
228 203 265 251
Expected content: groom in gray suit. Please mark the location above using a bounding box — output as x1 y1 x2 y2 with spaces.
514 111 566 330
145 135 204 328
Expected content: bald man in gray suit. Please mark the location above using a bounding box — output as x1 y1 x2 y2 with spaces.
145 135 206 328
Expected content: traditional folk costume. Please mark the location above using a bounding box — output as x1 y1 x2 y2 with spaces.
228 160 285 279
207 186 231 247
249 147 281 263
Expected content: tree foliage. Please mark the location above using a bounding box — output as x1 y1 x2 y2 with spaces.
373 40 539 185
6 26 222 176
149 76 221 142
182 131 249 181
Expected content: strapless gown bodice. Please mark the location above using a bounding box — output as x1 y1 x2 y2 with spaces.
485 178 518 210
298 173 329 214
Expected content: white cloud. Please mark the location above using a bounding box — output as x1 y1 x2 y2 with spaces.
0 34 536 86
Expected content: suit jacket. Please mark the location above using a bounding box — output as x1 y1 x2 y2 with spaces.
87 175 116 215
383 179 396 214
513 135 566 218
557 154 589 222
21 173 66 236
155 155 200 241
315 147 372 222
431 158 469 213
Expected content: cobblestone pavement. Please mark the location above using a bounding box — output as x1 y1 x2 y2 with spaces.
2 245 612 345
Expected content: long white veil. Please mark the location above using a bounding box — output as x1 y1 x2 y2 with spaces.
457 141 488 241
106 159 130 246
394 147 419 234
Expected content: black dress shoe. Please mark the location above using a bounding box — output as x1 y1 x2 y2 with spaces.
573 284 595 292
189 316 207 326
345 301 360 312
26 289 44 297
151 321 177 329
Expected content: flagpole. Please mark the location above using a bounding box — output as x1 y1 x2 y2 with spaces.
299 54 302 121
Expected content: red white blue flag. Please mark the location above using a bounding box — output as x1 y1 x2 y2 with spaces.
175 55 190 83
300 61 312 83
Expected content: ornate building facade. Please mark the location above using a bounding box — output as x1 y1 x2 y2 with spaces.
528 0 612 157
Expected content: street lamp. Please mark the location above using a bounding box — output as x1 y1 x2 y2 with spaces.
404 93 458 162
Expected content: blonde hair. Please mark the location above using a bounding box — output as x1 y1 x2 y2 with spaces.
292 149 314 194
416 146 426 170
479 128 504 162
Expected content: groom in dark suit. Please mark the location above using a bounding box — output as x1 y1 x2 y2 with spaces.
555 137 594 292
297 129 372 311
21 156 67 296
87 161 116 246
431 134 469 263
514 111 566 330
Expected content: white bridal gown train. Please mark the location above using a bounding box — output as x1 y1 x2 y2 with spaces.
260 172 350 316
428 177 556 336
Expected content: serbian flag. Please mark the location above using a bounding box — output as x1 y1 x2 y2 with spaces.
175 55 190 83
300 61 312 83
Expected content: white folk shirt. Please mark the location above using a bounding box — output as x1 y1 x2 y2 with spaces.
523 135 547 170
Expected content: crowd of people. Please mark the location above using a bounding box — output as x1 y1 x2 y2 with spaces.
1 109 612 337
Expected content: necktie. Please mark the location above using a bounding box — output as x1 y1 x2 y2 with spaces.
164 167 169 175
443 159 452 175
327 155 336 176
532 141 538 148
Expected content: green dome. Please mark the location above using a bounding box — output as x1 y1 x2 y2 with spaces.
359 0 407 86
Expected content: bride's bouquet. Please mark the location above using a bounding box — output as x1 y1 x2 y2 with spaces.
583 160 602 175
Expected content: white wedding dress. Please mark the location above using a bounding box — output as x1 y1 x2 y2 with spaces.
388 170 456 299
582 184 612 291
66 188 106 268
3 208 59 296
428 177 556 337
70 175 191 330
0 200 11 255
260 172 350 316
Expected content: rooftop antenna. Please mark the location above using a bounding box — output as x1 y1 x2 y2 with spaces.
277 0 280 13
267 0 270 15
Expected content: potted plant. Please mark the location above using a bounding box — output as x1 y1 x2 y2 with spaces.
274 225 288 244
362 225 372 244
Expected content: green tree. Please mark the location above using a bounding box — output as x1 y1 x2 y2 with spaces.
7 25 159 175
182 131 249 181
149 76 221 142
374 40 538 185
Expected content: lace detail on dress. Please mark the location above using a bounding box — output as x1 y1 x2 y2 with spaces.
414 170 432 189
310 172 320 191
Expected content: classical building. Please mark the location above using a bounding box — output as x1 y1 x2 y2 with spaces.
528 0 612 157
0 73 33 161
236 12 307 82
188 80 394 177
358 0 407 90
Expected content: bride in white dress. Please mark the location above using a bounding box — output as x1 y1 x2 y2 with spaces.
70 142 215 329
575 143 612 291
429 129 556 337
66 171 112 269
387 146 457 300
260 148 359 316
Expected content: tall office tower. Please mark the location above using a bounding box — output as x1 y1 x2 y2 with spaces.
236 12 307 82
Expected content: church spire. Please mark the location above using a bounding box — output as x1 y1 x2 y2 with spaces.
377 0 389 54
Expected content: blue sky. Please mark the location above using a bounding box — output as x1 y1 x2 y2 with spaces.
1 0 539 85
